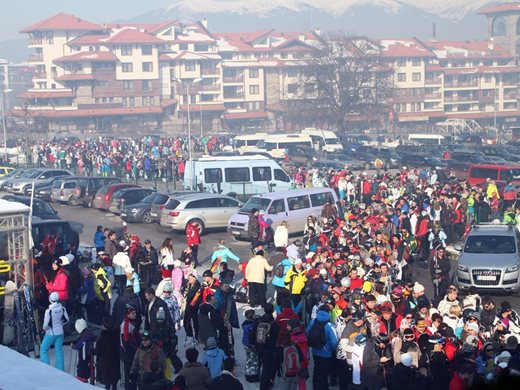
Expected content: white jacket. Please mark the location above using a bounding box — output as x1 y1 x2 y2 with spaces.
274 225 289 248
112 251 131 276
43 302 69 336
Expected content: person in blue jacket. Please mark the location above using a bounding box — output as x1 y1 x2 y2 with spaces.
210 240 240 274
125 267 140 295
272 256 293 293
94 225 106 253
306 306 338 390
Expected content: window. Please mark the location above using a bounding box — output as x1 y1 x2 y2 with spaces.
122 97 128 106
179 43 188 50
186 198 218 208
268 199 285 214
287 195 310 211
310 192 335 207
121 45 132 56
204 168 223 183
274 169 290 182
142 80 151 91
97 81 108 87
412 72 421 82
412 58 421 66
252 167 272 181
287 84 297 94
464 235 515 254
249 69 259 78
397 73 406 82
129 97 135 106
218 198 240 208
225 167 250 182
122 63 133 72
123 81 134 90
194 44 208 52
304 84 315 93
249 85 260 95
470 167 498 180
397 58 406 67
142 62 153 72
185 61 196 71
141 45 152 55
287 69 297 77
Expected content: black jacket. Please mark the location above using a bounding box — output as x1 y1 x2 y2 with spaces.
197 302 224 346
139 372 171 390
112 290 142 327
429 254 450 280
95 327 121 385
209 371 244 390
362 339 382 389
145 296 172 333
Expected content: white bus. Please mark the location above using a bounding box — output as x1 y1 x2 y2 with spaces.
249 134 313 159
184 155 292 198
408 133 446 145
233 133 268 154
301 128 343 152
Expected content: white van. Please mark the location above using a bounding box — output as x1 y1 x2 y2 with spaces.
184 155 292 198
233 133 268 154
301 128 343 152
228 187 339 238
408 133 446 145
249 134 313 159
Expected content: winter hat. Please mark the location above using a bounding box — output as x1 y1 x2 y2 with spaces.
206 336 217 349
307 268 318 278
401 353 413 367
391 286 403 297
163 282 173 293
59 255 70 266
413 282 425 293
501 301 513 313
75 318 88 334
156 307 166 321
465 335 479 349
49 291 60 303
380 301 393 312
495 351 512 369
65 253 75 263
332 287 343 296
499 318 510 329
341 277 351 288
319 268 328 276
403 328 415 341
355 333 367 346
244 309 256 320
173 259 182 268
506 335 519 351
294 258 303 265
305 251 316 260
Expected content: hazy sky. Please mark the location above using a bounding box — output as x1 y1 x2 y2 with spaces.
0 0 172 40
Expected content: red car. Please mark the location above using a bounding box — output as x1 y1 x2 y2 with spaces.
92 183 139 210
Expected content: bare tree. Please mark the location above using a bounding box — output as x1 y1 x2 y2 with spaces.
290 32 393 132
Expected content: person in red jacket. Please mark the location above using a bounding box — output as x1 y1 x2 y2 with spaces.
46 257 70 303
186 221 202 267
415 210 430 264
349 268 364 291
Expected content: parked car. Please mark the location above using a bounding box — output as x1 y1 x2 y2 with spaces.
324 153 364 170
92 183 140 211
108 187 155 215
27 176 68 199
284 145 319 167
149 191 200 223
121 192 166 223
0 169 31 190
2 195 59 220
160 193 242 235
0 166 14 177
50 176 83 203
69 177 122 207
31 219 80 253
7 168 72 194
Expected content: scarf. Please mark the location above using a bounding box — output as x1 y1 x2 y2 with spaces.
123 317 137 344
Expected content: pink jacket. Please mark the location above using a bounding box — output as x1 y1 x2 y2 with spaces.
46 268 69 301
171 268 183 291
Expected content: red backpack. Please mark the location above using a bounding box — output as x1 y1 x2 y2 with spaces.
282 344 302 378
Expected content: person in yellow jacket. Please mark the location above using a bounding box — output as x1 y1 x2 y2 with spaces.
91 263 112 316
486 179 500 200
284 258 307 306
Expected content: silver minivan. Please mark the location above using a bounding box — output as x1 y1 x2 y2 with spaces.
228 187 338 238
160 193 242 235
50 177 82 204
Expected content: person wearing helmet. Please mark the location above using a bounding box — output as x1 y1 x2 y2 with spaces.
41 291 69 371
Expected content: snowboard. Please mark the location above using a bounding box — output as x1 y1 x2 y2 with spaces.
2 281 16 345
23 284 41 357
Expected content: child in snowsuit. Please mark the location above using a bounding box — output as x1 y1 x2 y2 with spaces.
72 319 96 383
202 336 227 379
241 309 259 382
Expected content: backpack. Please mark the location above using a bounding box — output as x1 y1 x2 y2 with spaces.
282 345 301 378
274 263 285 278
307 320 326 349
255 322 271 346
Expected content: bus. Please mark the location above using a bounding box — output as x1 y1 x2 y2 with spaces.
408 134 446 145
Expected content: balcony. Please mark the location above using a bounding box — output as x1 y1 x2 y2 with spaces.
33 72 47 79
444 95 478 102
424 93 442 100
425 77 442 85
503 79 518 87
28 38 43 46
504 92 518 100
200 84 220 92
223 93 244 100
223 75 244 83
28 54 44 63
444 81 479 88
201 67 220 75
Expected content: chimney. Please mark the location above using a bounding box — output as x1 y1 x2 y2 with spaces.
201 17 208 29
314 27 321 36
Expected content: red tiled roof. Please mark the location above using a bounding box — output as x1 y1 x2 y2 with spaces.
215 31 319 52
179 103 226 112
106 29 164 44
54 52 118 63
479 3 520 14
20 13 102 33
18 90 74 99
103 21 179 35
11 106 163 118
243 29 275 43
67 34 110 46
224 111 268 120
55 74 96 81
379 38 435 58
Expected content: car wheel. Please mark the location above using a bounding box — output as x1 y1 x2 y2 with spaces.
142 211 152 224
188 219 205 236
69 196 80 206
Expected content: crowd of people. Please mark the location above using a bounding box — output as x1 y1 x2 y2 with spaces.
29 155 520 390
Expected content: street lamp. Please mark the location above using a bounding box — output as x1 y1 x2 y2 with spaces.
171 77 202 189
198 91 203 138
0 89 12 164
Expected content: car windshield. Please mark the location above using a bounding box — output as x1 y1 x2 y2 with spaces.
501 169 520 181
240 197 271 213
464 235 516 254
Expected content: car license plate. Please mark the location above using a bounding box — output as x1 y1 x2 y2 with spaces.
231 230 241 235
477 275 496 281
121 213 127 218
